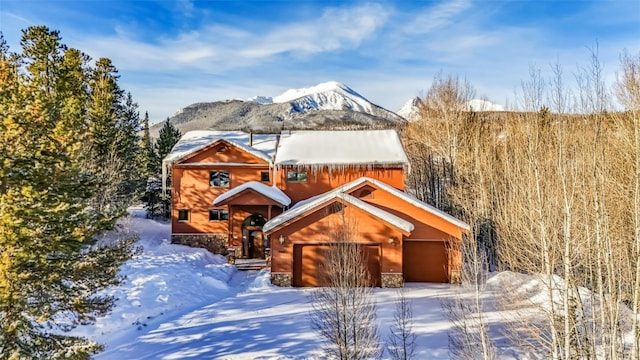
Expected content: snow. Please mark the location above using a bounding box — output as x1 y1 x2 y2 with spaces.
271 81 374 114
247 95 274 105
274 130 409 167
213 181 291 207
264 176 470 233
397 97 505 120
355 177 471 231
162 131 278 165
468 99 505 112
70 208 634 359
262 191 414 234
397 96 423 121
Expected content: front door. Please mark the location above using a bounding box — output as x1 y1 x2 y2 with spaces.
251 231 264 258
241 214 267 259
243 228 264 258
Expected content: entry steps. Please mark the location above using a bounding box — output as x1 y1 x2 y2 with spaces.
234 258 268 271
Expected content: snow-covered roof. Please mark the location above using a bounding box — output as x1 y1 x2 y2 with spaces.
163 131 279 165
339 177 471 231
263 176 470 234
263 191 413 234
213 181 291 207
274 130 409 167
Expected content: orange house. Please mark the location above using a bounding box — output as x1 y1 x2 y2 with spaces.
162 130 469 287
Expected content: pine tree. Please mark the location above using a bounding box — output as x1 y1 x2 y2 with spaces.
138 111 157 180
115 92 142 198
153 118 181 218
138 112 162 217
155 117 181 171
0 26 133 359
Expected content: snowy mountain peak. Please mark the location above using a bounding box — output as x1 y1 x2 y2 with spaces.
398 96 505 121
273 81 365 103
397 96 423 121
467 99 505 112
247 81 383 116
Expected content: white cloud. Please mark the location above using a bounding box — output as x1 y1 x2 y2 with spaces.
403 0 471 34
71 3 388 74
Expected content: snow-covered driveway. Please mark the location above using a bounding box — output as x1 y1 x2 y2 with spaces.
73 207 501 359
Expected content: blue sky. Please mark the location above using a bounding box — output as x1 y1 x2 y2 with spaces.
1 0 639 122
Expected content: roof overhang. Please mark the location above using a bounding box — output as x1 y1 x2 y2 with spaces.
263 192 413 236
213 181 291 208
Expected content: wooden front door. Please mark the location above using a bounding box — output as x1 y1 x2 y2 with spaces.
243 226 264 259
251 230 264 259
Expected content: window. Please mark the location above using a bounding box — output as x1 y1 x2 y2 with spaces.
210 171 230 187
260 171 270 182
178 209 189 222
286 171 308 183
209 209 229 221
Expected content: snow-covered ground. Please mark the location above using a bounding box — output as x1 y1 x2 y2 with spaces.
73 207 632 359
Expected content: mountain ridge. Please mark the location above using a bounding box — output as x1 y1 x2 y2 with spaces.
151 81 406 136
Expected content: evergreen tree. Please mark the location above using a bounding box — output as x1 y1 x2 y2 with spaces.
155 117 182 171
138 111 157 180
0 26 133 359
153 118 181 218
138 112 162 217
115 92 142 198
87 57 129 224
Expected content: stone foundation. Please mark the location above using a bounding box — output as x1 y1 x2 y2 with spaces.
271 272 292 287
381 273 404 288
449 269 462 284
171 234 229 255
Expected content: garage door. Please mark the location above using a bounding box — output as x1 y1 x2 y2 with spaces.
403 241 448 282
293 244 381 287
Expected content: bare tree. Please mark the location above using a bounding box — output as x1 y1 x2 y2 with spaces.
443 227 496 360
309 211 380 360
387 289 417 360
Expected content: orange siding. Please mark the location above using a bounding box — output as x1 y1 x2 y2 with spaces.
276 166 405 204
171 142 270 235
353 188 463 240
230 205 282 247
268 204 404 276
180 141 269 164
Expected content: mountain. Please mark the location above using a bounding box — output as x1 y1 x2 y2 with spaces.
397 96 423 121
396 96 505 121
151 81 406 136
467 99 505 112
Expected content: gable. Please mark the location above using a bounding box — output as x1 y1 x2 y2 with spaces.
348 184 466 239
178 139 270 165
264 193 413 236
213 182 291 207
267 199 409 240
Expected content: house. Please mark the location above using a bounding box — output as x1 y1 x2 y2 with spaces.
162 129 469 287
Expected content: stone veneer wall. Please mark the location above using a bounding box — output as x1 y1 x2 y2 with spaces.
381 273 404 288
171 234 229 255
271 272 292 287
449 269 462 284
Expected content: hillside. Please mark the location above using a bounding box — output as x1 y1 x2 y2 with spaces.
150 82 406 136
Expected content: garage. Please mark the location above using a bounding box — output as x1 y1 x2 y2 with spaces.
403 240 448 282
293 244 381 287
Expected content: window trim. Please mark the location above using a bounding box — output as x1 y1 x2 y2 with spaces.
260 171 270 183
177 208 190 222
209 170 230 188
286 171 308 183
209 208 229 222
